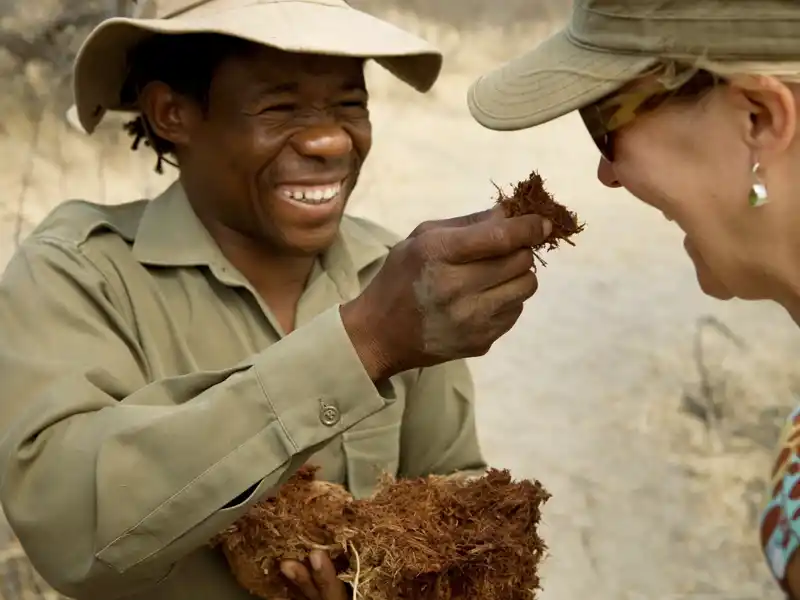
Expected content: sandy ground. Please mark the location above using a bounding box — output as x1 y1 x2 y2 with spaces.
1 9 800 600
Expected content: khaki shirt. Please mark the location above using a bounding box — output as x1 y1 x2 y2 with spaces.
0 520 65 600
0 181 485 600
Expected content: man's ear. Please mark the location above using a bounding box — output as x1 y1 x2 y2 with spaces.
137 81 198 147
734 76 797 162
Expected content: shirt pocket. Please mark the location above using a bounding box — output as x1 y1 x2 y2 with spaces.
342 419 402 499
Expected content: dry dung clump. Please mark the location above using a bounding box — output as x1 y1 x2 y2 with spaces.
494 170 585 266
210 466 355 599
213 466 550 600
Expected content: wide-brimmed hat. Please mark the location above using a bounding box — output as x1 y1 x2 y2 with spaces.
468 0 800 132
72 0 442 134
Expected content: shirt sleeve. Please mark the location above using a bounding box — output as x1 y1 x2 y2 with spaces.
397 358 487 480
0 238 392 599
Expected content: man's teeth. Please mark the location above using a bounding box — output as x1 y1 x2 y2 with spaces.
282 183 341 204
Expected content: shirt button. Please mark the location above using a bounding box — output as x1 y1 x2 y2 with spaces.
319 402 340 427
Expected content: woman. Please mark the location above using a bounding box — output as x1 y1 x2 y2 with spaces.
467 0 800 597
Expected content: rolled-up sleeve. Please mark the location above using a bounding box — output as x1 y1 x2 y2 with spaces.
0 238 391 598
397 358 487 479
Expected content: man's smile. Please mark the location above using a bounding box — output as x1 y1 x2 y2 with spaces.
277 180 344 205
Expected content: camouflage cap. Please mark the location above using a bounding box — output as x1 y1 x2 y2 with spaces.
468 0 800 131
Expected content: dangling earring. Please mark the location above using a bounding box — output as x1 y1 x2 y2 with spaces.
749 162 769 207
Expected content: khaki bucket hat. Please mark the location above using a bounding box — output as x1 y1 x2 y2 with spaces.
72 0 442 134
468 0 800 131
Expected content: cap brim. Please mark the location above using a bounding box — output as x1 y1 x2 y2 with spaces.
468 30 657 131
74 2 442 134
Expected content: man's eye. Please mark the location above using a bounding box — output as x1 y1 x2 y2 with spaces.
340 100 367 109
262 104 296 112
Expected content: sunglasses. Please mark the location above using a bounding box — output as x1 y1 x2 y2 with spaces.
579 103 618 162
578 70 718 162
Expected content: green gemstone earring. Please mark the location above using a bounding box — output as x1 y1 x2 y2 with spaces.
749 162 769 207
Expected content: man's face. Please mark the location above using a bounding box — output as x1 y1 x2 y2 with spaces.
166 45 372 257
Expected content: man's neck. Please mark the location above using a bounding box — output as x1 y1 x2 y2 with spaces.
203 219 317 330
231 240 317 333
224 228 315 285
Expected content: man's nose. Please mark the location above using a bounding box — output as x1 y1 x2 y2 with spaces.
290 125 352 158
597 157 622 188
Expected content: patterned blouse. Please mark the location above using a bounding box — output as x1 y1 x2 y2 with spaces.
762 404 800 597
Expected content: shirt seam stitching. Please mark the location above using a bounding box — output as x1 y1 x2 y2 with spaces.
254 361 300 452
33 236 129 310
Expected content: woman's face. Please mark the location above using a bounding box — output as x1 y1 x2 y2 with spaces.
589 73 800 302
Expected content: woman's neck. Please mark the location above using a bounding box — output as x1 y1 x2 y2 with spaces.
775 283 800 327
759 246 800 326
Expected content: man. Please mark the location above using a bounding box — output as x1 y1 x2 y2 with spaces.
0 1 550 599
0 521 66 600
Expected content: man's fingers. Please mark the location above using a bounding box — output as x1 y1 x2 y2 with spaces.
437 248 534 299
442 214 552 263
410 207 500 238
309 550 349 600
473 270 538 320
468 248 536 292
281 560 320 600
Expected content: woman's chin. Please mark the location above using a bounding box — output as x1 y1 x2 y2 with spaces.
684 236 735 300
697 277 735 300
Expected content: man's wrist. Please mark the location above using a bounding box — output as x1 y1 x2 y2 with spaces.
339 300 394 382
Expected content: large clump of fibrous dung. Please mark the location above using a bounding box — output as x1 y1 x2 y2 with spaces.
212 465 550 600
494 169 585 267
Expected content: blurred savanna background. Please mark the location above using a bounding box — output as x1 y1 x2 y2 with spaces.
0 1 797 599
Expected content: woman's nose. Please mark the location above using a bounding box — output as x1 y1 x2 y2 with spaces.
597 157 622 188
290 125 353 158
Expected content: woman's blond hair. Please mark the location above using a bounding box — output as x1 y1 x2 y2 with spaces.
654 59 800 90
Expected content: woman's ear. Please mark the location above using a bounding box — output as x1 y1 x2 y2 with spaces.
137 82 198 148
734 76 797 162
